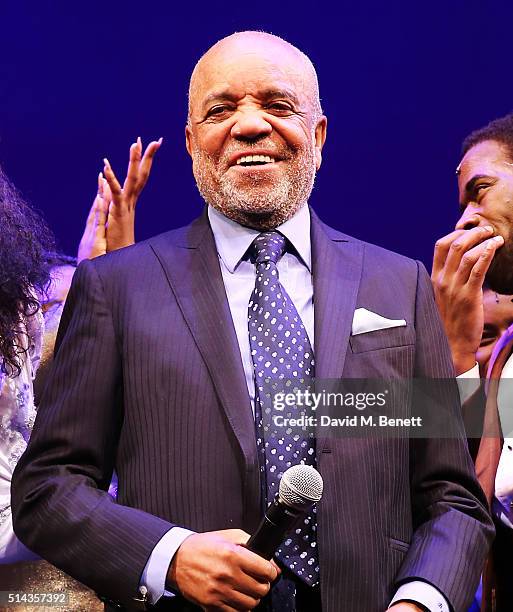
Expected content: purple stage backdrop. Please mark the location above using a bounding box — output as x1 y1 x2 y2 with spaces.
1 1 513 269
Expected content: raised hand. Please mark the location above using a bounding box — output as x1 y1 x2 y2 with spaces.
167 529 278 611
77 172 110 263
102 136 162 252
431 225 504 374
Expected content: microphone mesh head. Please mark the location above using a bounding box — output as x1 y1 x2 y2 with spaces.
279 465 323 509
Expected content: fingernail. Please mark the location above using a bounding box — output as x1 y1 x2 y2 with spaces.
494 235 504 243
103 157 110 168
158 137 163 144
137 136 142 146
483 225 493 232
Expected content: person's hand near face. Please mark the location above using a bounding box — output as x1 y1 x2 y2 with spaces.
431 139 513 374
431 225 503 374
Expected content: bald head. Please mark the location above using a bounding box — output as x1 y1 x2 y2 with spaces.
188 31 322 124
184 30 327 230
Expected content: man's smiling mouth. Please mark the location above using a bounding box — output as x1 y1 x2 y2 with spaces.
236 155 276 166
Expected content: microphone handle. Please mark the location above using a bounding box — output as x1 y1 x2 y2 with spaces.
246 497 304 559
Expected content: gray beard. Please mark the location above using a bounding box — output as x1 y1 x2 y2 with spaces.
191 141 317 229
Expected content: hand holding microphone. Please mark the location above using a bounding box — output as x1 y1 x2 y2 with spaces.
168 528 277 611
168 465 323 611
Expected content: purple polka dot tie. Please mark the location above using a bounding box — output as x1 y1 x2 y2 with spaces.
248 231 319 602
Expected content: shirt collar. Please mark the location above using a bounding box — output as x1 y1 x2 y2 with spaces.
207 204 312 274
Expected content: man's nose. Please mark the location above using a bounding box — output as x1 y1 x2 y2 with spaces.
231 111 272 140
455 208 483 231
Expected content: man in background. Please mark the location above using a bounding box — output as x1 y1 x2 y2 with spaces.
432 112 513 610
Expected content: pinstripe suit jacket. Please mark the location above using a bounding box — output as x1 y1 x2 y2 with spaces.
12 209 493 612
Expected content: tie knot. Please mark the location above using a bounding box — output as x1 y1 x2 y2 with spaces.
250 232 286 265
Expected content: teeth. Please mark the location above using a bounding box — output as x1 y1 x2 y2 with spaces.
236 155 276 165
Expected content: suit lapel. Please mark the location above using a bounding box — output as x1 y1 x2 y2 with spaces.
150 214 259 501
311 212 363 455
311 211 363 380
311 211 363 454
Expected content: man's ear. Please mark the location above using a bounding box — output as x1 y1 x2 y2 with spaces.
314 116 327 170
185 124 193 158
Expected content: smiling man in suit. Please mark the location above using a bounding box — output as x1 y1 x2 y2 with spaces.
12 31 493 612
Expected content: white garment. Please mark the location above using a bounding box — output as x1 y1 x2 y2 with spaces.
0 309 43 562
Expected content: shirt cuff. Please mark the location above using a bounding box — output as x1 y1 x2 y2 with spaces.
140 526 195 604
389 580 450 612
456 362 480 404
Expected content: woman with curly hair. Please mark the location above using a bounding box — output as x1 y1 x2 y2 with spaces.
0 166 54 562
0 137 161 570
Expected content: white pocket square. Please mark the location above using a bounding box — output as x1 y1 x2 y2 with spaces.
351 308 407 336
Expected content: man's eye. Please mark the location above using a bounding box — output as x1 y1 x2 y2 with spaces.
267 102 293 112
475 183 490 194
207 105 231 117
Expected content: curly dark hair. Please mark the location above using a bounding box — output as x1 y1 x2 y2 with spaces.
0 166 54 377
462 111 513 160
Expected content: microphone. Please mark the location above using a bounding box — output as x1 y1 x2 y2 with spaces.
247 464 324 559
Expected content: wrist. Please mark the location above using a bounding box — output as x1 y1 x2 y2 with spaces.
165 533 192 593
166 555 179 593
452 351 477 376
